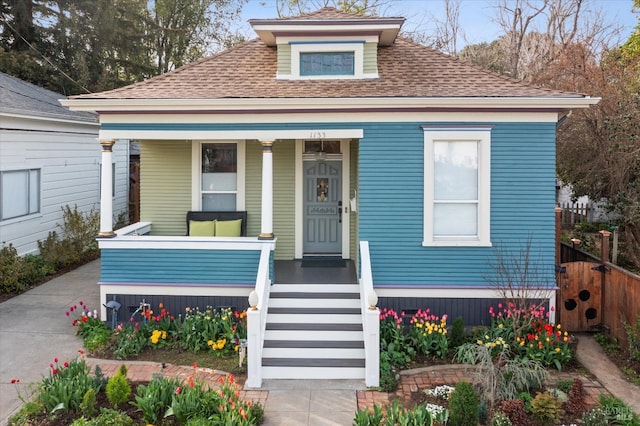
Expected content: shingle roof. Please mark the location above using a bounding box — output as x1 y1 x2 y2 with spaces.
0 72 96 121
261 6 392 20
70 8 582 101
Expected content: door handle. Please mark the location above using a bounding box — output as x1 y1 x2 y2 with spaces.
338 201 342 223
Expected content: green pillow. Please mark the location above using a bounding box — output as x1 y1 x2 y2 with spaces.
189 220 215 236
215 219 242 237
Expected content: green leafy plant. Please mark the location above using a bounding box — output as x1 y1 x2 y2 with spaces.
353 404 384 426
105 366 131 408
70 408 135 425
450 316 466 348
131 373 183 424
530 391 561 425
448 381 479 426
598 394 638 425
518 391 534 413
39 356 101 414
594 332 620 356
623 315 640 362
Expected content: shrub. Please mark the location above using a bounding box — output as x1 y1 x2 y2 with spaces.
448 381 479 426
565 377 586 416
79 388 97 418
454 343 548 409
0 243 28 294
491 411 513 426
530 391 561 426
105 366 131 408
450 316 466 348
499 399 531 426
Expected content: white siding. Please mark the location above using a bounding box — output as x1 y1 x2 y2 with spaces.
0 115 129 255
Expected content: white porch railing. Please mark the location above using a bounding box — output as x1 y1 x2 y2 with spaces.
359 241 380 387
114 221 152 236
246 244 273 388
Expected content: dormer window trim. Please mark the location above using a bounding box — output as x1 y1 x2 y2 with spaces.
291 41 364 80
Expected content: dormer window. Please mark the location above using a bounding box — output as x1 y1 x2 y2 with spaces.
300 51 354 76
291 42 364 79
249 9 404 81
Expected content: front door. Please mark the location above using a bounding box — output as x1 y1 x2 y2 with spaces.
303 160 342 255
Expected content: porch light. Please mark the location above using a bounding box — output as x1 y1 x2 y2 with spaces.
368 291 378 310
249 291 259 310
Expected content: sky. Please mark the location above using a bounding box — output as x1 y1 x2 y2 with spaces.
237 0 638 50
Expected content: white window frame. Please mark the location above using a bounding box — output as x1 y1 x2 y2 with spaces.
423 127 491 247
290 42 364 80
191 141 245 211
0 168 41 221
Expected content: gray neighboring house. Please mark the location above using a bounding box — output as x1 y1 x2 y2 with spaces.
0 72 129 255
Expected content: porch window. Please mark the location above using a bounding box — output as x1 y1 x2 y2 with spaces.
423 128 491 246
201 143 237 211
1 168 40 220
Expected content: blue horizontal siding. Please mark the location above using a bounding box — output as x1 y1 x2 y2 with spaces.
104 120 557 289
101 249 261 284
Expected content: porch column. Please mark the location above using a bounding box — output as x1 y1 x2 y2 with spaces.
98 140 115 238
259 141 275 240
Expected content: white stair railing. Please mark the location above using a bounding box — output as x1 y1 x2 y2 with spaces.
359 241 380 387
246 244 273 388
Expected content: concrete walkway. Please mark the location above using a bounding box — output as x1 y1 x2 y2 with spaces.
1 259 639 425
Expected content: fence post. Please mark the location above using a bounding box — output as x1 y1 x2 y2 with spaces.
570 238 581 262
599 230 611 264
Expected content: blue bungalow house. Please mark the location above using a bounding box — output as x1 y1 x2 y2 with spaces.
62 8 598 387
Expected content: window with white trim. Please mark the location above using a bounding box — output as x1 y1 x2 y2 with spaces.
291 42 364 79
201 143 238 211
423 128 491 246
1 169 41 220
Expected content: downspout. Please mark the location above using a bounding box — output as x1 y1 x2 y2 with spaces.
556 110 572 127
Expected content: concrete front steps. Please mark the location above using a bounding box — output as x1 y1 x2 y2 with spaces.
262 283 365 380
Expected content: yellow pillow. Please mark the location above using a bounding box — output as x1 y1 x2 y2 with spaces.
189 220 215 236
215 219 242 237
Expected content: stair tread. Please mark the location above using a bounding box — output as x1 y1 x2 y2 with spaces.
262 358 365 367
268 307 361 314
264 340 364 348
266 323 362 331
270 292 359 299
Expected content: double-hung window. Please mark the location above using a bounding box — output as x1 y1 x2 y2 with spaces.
423 127 491 246
1 169 41 220
201 143 238 211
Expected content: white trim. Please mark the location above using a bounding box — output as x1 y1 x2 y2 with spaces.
99 112 561 125
1 111 99 127
191 140 245 211
423 129 491 247
276 35 379 44
104 128 364 142
375 287 556 299
97 236 276 250
62 96 600 112
295 140 303 258
296 140 350 258
341 139 350 259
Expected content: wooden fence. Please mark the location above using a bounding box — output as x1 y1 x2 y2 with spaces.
558 240 640 345
558 202 594 228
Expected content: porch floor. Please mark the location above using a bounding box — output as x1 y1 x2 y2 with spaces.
274 260 357 284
